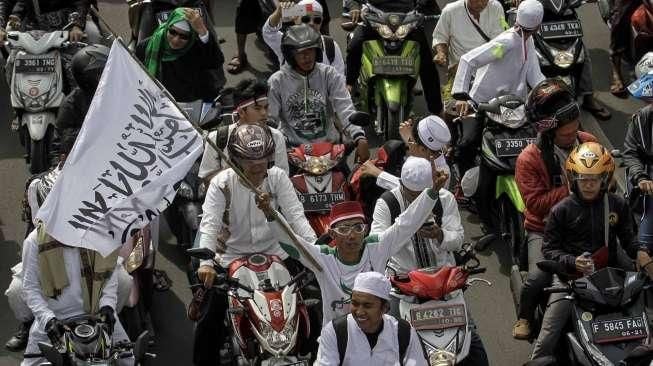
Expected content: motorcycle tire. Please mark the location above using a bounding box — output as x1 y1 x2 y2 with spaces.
498 196 524 266
29 128 51 174
385 106 403 142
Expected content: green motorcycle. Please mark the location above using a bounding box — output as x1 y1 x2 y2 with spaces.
352 5 436 141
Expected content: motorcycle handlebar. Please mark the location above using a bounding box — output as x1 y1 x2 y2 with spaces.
467 267 486 275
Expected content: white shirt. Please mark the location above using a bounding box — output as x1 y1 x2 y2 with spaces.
22 230 119 330
432 0 506 65
371 187 464 274
198 166 316 267
315 314 428 366
262 17 346 76
271 188 438 325
452 28 546 103
197 124 289 179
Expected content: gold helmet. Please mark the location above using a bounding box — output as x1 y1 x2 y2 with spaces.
565 142 615 194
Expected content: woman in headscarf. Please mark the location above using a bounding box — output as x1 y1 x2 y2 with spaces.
136 7 224 102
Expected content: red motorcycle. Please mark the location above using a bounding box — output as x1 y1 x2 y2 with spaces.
289 142 353 236
188 248 315 365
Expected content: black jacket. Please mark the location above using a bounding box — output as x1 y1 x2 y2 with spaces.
345 0 439 15
135 32 224 103
0 0 16 28
13 0 89 29
623 105 653 187
55 87 92 138
542 193 642 273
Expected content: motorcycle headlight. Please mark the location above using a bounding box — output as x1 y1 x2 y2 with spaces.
258 318 297 352
552 49 574 68
428 350 456 366
177 181 194 200
374 24 395 39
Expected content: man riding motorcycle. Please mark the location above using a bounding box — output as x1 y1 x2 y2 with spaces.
258 157 449 325
529 142 651 360
135 7 223 103
0 0 17 41
344 0 443 115
197 78 289 183
263 0 345 75
369 156 490 366
193 123 316 366
268 24 370 162
512 78 596 339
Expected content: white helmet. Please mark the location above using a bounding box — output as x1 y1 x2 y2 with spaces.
516 0 544 30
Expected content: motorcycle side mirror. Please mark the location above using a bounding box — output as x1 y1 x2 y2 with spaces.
348 111 371 127
133 331 150 362
38 342 64 366
186 247 216 260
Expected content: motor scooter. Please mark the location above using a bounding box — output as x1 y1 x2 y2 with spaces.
34 315 154 366
341 4 438 141
526 262 653 365
389 244 491 365
5 29 83 174
188 248 317 366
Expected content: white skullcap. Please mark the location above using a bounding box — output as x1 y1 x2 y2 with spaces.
352 272 391 301
297 0 324 14
172 19 191 32
401 156 433 192
516 0 544 30
417 115 451 151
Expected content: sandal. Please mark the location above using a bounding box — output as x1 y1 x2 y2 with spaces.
610 78 628 99
153 269 172 292
226 54 248 74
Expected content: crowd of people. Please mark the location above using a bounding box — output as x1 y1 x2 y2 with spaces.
1 0 653 365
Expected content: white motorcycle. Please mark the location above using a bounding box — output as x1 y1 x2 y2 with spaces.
389 245 491 365
5 29 81 174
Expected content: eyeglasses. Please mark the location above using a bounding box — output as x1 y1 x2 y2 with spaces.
301 16 323 25
332 223 366 236
168 28 191 41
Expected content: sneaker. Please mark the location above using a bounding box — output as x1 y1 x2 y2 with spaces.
5 321 31 351
512 318 531 340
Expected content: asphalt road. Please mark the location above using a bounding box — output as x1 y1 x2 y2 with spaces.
0 0 646 365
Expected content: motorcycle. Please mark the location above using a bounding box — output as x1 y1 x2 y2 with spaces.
5 29 83 174
35 315 153 366
342 4 438 141
389 244 491 365
126 0 213 50
289 142 353 237
527 262 653 365
187 248 316 366
510 0 588 91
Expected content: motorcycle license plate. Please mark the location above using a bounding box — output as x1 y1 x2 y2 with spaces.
372 56 415 75
297 192 345 212
409 304 466 331
591 315 648 344
539 20 583 39
156 8 203 24
15 57 56 73
494 138 536 158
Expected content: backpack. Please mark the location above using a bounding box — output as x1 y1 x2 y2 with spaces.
380 190 443 226
323 35 336 65
332 315 411 366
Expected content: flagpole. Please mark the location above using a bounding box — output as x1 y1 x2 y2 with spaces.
90 7 323 272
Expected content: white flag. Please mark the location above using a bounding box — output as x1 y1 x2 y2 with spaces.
37 40 204 256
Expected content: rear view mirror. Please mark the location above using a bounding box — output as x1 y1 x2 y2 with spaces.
348 111 371 127
186 248 216 260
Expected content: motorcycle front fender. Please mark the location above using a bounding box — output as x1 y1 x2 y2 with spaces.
376 78 407 110
23 112 55 141
495 175 525 213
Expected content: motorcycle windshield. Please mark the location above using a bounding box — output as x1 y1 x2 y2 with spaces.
581 268 627 308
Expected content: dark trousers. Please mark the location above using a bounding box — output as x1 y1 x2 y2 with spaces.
476 162 498 234
345 25 443 114
461 316 490 366
455 116 482 176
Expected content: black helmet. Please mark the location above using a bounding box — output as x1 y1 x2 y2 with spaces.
72 44 109 93
228 124 275 161
526 78 579 133
281 24 323 68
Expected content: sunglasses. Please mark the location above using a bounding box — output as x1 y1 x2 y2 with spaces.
332 223 366 236
301 16 323 25
168 27 191 41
